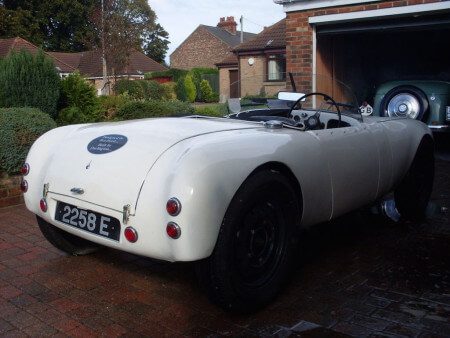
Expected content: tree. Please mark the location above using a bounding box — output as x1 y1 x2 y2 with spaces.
0 0 97 52
90 0 170 74
142 23 169 64
0 50 60 117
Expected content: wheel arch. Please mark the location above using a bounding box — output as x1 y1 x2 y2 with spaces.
247 161 304 226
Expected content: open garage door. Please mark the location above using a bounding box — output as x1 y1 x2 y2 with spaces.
315 12 450 104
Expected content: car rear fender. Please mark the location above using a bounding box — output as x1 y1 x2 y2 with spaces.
134 129 330 261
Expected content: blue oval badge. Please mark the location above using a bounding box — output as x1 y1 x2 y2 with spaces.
87 134 128 154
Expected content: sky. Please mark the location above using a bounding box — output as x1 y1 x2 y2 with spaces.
148 0 286 64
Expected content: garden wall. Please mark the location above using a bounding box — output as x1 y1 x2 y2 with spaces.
0 176 23 208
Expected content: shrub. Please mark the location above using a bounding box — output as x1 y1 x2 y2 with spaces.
0 50 60 117
184 75 196 103
57 72 100 125
0 108 56 175
145 68 188 82
145 80 164 100
200 80 214 103
116 100 195 121
175 77 187 102
113 79 163 101
113 79 145 99
161 82 177 100
188 68 219 101
97 94 131 120
194 104 228 117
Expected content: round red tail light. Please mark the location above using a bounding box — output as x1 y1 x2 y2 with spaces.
166 198 181 216
166 222 181 239
124 227 138 243
39 199 47 212
20 180 28 193
21 163 30 176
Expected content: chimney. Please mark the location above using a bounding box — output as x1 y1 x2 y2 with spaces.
217 16 237 35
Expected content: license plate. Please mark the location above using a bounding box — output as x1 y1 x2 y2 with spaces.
55 201 120 241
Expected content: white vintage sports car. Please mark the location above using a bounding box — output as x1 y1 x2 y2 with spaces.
22 74 434 312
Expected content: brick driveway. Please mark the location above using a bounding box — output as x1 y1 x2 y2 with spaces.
0 159 449 337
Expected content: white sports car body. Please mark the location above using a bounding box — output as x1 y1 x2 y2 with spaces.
22 74 434 311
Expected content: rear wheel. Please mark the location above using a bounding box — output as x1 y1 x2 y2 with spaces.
394 137 434 221
196 170 301 313
37 216 100 255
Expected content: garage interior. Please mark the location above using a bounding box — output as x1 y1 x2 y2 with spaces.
315 12 450 105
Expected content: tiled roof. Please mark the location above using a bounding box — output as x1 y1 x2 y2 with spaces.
201 25 256 47
50 49 167 77
0 37 75 72
216 52 238 67
1 37 166 77
234 19 286 52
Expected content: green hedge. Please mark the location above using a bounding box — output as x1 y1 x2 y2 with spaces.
145 68 188 82
0 50 60 117
0 108 56 175
114 79 164 100
116 100 195 121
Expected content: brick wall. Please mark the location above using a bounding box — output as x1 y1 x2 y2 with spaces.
0 175 24 208
170 26 234 70
239 56 286 97
286 0 443 93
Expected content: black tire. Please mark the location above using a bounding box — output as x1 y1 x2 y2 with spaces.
381 85 429 121
196 169 301 313
394 137 434 221
36 216 100 255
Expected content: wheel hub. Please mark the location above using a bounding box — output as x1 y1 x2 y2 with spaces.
387 93 420 119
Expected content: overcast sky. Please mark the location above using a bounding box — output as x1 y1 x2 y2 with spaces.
148 0 286 64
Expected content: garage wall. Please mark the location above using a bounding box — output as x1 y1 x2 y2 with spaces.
286 0 445 96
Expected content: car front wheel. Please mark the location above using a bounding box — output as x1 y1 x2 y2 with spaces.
196 169 301 313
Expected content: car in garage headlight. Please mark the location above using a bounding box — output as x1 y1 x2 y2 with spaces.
373 80 450 132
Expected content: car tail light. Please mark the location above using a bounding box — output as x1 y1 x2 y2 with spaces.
39 199 47 212
166 222 181 239
21 163 30 176
20 180 28 193
124 227 138 243
166 198 181 216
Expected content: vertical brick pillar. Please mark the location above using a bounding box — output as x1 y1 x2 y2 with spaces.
0 175 24 208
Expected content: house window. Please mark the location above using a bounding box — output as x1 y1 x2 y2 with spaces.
267 54 286 81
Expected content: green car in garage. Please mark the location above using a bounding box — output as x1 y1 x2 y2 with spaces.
373 81 450 132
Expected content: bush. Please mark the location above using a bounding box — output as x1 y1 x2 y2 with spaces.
184 75 196 103
0 50 60 117
200 80 215 103
175 77 187 102
116 100 195 121
58 72 100 125
194 104 228 117
0 108 56 175
145 80 164 100
97 94 131 120
113 79 145 99
188 68 219 101
145 69 188 82
113 79 163 101
161 82 177 100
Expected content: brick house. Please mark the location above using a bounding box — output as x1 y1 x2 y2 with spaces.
48 50 167 94
0 36 167 95
217 19 286 101
274 0 450 102
170 17 256 70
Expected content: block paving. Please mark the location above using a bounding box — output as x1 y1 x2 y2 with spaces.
0 158 449 337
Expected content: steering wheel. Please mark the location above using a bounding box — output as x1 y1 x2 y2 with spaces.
288 92 342 130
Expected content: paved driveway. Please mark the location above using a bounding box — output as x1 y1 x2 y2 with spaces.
0 158 449 337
